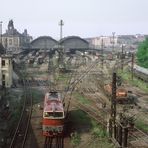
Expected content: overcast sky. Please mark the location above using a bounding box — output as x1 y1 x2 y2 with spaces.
1 0 148 39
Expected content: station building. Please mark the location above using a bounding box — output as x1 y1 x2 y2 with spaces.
0 55 13 88
30 36 89 53
0 20 32 54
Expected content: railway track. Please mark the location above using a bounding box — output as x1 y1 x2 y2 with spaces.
72 99 107 128
24 78 50 87
75 84 148 147
129 127 148 147
9 80 33 148
44 136 64 148
55 55 148 148
79 87 111 108
64 60 100 115
114 58 131 70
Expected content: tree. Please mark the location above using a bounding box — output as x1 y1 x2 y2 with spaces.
136 38 148 68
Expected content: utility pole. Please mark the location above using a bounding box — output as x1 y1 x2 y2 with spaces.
59 20 64 40
0 21 2 44
111 72 117 139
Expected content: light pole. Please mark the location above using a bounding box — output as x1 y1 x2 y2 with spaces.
59 20 64 40
58 20 64 71
0 21 2 44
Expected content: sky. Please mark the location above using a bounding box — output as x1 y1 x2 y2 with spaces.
0 0 148 39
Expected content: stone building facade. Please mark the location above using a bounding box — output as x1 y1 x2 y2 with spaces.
0 20 32 53
0 55 13 88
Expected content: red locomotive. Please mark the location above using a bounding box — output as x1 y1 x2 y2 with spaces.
42 91 65 136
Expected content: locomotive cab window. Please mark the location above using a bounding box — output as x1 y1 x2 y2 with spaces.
44 112 64 118
45 112 55 117
54 112 63 117
48 92 59 100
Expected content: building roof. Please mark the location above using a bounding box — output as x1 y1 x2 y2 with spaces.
1 55 12 58
44 92 64 112
2 29 22 37
59 36 89 44
31 36 58 44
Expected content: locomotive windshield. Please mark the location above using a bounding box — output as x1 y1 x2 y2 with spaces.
44 112 64 118
48 92 59 100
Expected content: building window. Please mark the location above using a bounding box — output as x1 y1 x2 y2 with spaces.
2 74 5 81
9 39 13 45
2 60 5 66
2 81 5 87
2 74 6 88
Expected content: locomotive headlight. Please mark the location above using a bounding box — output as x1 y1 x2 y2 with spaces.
44 112 48 117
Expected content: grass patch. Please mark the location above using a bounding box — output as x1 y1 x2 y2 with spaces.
69 110 114 147
73 92 90 104
88 139 114 148
90 120 114 148
70 131 81 147
91 120 108 138
30 71 48 76
70 109 91 124
31 89 44 104
118 68 148 92
57 74 67 81
69 111 113 147
135 119 148 132
7 92 24 133
55 73 69 84
11 102 22 122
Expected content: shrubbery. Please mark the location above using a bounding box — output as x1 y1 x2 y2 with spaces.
136 38 148 68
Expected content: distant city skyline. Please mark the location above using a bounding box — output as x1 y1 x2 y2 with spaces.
1 0 148 39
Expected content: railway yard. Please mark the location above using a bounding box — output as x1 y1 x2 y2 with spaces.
0 50 148 148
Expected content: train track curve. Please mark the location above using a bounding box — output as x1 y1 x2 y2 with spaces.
9 79 33 148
